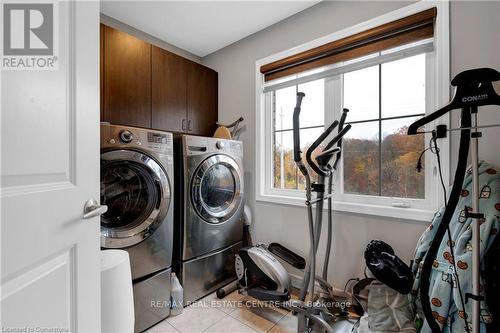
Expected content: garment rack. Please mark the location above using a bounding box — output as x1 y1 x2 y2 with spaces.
408 67 500 333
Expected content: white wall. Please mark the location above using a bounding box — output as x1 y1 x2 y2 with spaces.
202 1 500 289
100 14 202 63
449 1 500 170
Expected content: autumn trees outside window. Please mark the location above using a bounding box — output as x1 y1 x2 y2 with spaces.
342 54 426 199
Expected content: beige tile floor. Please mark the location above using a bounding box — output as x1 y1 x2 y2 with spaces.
145 291 297 333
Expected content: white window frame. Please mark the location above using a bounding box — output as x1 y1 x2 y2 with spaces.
255 1 450 222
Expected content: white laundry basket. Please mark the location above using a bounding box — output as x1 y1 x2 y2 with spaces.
101 250 134 333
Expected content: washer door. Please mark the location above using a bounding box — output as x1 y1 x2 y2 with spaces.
100 149 171 248
191 155 243 224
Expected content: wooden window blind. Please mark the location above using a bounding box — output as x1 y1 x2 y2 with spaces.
260 8 437 82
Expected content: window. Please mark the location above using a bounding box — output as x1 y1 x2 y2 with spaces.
271 55 427 197
257 2 449 221
341 54 426 199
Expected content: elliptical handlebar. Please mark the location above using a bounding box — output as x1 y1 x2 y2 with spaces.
294 94 351 176
305 120 339 176
318 124 351 172
324 109 349 149
316 147 341 171
324 124 351 151
307 108 351 175
293 92 306 163
332 108 349 170
338 108 349 128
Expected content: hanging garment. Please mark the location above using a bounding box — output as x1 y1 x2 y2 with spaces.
411 161 500 333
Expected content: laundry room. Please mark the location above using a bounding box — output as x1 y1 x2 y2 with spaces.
1 1 500 333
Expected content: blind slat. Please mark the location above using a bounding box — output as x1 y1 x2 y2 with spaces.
260 7 437 82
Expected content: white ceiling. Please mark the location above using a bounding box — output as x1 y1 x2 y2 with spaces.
101 1 319 57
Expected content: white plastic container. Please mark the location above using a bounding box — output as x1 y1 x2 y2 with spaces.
101 250 134 333
170 273 184 316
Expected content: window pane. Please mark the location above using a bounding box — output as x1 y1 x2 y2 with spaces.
273 127 323 190
381 117 425 199
274 86 296 131
274 79 324 131
274 130 295 189
343 121 380 195
297 79 324 128
381 54 426 118
343 66 379 122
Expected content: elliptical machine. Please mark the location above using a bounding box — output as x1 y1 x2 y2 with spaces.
233 92 354 333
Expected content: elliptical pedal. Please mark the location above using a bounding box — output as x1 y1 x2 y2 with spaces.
268 243 306 270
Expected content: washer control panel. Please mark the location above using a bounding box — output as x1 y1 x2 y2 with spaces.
119 130 134 143
101 123 173 154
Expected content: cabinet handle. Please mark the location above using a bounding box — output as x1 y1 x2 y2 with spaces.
182 119 186 131
188 120 192 131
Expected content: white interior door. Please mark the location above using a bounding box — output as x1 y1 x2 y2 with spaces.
1 1 101 331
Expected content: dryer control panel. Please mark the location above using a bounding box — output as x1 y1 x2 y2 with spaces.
183 135 243 158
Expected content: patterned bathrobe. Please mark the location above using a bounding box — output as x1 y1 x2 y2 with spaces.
411 161 500 333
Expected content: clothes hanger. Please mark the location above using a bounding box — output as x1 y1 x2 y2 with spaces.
408 67 500 135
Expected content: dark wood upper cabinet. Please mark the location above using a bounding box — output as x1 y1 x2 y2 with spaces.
187 62 218 136
100 24 218 135
152 46 188 133
103 25 152 128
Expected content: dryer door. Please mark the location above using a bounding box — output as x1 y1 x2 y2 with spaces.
100 149 171 248
191 154 243 224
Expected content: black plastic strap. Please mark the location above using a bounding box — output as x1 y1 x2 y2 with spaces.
471 132 482 138
464 206 485 219
311 183 325 193
465 212 485 219
436 124 448 138
465 293 485 303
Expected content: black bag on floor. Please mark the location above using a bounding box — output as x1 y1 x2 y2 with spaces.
364 240 414 295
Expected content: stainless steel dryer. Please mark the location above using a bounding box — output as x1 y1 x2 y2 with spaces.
174 135 244 304
100 123 174 332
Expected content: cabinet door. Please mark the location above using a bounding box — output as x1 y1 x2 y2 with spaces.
152 46 188 133
187 63 218 136
103 25 151 128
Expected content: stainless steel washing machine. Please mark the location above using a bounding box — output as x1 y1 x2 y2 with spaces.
174 135 244 304
100 123 174 332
